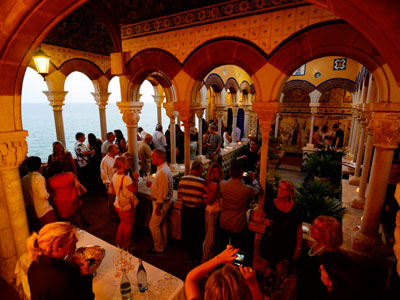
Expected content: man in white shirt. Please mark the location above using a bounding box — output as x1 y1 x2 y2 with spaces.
100 144 119 220
21 156 56 227
148 149 173 254
101 132 115 156
152 123 167 152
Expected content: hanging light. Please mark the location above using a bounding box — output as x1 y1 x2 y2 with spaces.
33 46 51 77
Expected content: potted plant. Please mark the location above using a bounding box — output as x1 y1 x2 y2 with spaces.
305 152 338 181
295 181 346 223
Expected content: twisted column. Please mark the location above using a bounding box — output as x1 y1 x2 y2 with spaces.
43 91 68 147
92 92 111 141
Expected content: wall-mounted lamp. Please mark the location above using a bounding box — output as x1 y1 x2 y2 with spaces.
33 46 51 79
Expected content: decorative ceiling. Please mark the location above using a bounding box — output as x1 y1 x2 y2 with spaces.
43 0 304 55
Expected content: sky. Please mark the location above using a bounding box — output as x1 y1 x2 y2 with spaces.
21 67 155 104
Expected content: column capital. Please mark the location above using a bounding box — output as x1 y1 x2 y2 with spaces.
43 91 68 110
163 102 178 119
369 111 400 149
231 105 239 116
310 103 319 114
152 95 165 105
174 103 194 126
252 101 278 133
91 92 111 109
195 107 205 119
0 131 28 170
117 101 143 127
309 89 321 103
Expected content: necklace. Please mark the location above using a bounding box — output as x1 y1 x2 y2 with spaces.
308 242 326 257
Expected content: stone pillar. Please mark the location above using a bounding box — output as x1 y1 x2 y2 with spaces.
231 106 239 143
215 106 224 137
352 126 374 209
92 92 111 141
274 113 280 138
195 108 205 156
164 102 177 165
175 104 194 175
43 91 68 147
352 114 361 161
348 111 356 150
353 108 400 253
153 95 165 125
307 104 319 147
349 114 367 186
0 131 30 283
243 104 251 140
117 101 143 172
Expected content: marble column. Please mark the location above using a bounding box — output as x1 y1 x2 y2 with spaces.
351 126 374 209
348 111 356 150
43 91 68 147
243 104 251 140
215 106 224 137
274 113 280 138
92 92 111 141
349 115 367 186
195 108 205 156
231 106 239 143
0 131 30 283
153 95 165 125
352 115 361 161
117 101 143 172
175 104 194 175
164 102 177 165
307 104 319 147
353 110 400 253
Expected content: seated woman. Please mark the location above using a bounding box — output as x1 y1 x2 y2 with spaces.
47 141 76 177
297 215 343 300
27 222 94 300
185 245 263 300
47 161 81 226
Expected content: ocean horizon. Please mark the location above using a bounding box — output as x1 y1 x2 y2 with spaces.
22 102 169 161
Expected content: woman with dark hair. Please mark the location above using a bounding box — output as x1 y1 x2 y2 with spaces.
321 125 332 148
87 133 102 176
47 161 82 226
114 129 127 154
47 141 76 177
223 126 232 147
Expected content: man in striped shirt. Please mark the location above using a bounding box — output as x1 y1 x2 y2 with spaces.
178 160 207 262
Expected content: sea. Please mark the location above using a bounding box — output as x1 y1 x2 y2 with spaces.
22 102 170 161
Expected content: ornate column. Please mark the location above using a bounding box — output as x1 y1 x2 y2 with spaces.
164 102 177 165
175 103 194 175
195 108 205 156
349 110 367 185
351 112 361 161
92 92 111 141
117 101 143 172
215 106 225 137
243 104 251 140
353 106 400 253
43 91 68 147
0 131 30 283
231 105 239 143
153 95 165 125
307 103 320 146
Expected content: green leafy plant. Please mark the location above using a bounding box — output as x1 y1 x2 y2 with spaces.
295 181 346 223
305 153 338 178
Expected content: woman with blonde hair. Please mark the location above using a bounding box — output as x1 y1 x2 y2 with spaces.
27 222 94 300
111 156 139 250
47 141 76 176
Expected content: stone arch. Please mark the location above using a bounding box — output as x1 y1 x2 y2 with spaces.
316 78 355 94
240 81 250 95
225 77 240 93
283 80 315 94
181 38 268 104
266 22 396 103
204 73 224 93
124 49 181 103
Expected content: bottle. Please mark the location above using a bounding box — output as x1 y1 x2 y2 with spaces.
137 259 148 292
120 268 132 300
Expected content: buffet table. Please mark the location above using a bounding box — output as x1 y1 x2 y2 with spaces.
77 230 186 300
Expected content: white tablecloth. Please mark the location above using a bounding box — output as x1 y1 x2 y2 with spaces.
77 230 186 300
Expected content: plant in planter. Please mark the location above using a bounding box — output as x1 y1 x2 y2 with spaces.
295 181 346 223
305 152 338 180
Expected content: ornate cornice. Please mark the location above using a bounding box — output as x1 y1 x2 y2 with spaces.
0 131 28 170
117 101 144 127
121 0 305 39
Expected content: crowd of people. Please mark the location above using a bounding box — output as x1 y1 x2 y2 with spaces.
311 122 344 150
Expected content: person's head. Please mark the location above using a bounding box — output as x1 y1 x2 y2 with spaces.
113 156 129 171
138 127 143 133
311 215 343 250
26 156 41 172
88 133 97 145
191 160 203 176
209 124 216 134
230 160 244 178
122 152 133 166
108 144 119 157
249 139 258 151
48 160 66 176
114 129 124 140
106 132 115 142
151 149 165 166
204 265 252 300
52 141 66 156
75 132 85 142
224 126 232 133
313 125 319 132
144 134 152 145
276 179 295 202
206 162 224 182
156 123 163 132
26 222 77 261
321 125 328 133
190 131 197 142
332 123 340 131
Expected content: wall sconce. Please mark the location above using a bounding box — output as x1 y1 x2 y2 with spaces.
33 46 51 79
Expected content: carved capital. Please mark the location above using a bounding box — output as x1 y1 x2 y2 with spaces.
43 91 68 111
152 95 165 106
0 131 28 170
117 101 143 127
163 102 177 119
252 102 278 135
195 108 205 119
91 92 111 109
231 105 239 116
174 103 194 126
369 113 400 149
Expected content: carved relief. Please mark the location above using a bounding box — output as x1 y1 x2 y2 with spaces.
0 141 27 170
369 113 400 149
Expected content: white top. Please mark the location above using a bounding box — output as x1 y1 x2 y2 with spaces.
101 140 113 155
223 132 231 147
21 172 53 218
100 155 118 184
152 131 167 151
151 162 173 204
112 173 134 209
